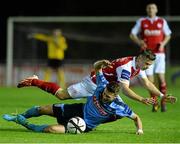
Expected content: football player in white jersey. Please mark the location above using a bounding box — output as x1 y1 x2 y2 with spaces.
17 50 176 107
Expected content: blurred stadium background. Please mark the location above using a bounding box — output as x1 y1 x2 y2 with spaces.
2 16 180 86
0 0 180 86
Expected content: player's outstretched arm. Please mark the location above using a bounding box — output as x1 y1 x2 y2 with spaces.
130 113 143 135
121 82 155 105
140 77 177 104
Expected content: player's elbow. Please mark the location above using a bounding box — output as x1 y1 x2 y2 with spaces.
129 33 134 39
133 113 140 121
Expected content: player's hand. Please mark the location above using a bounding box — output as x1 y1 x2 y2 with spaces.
141 97 155 105
162 94 177 104
101 60 112 69
94 60 112 71
158 42 165 52
136 129 143 135
138 40 147 49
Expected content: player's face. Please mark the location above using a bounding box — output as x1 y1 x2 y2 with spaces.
139 58 154 70
102 88 116 103
53 30 62 36
146 4 158 17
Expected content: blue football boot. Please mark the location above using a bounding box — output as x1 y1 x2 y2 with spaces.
2 114 18 122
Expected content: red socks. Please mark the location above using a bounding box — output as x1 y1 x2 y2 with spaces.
160 82 167 106
32 79 60 95
159 82 167 95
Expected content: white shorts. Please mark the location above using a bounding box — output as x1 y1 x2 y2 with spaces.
145 53 166 76
67 76 97 98
67 75 124 102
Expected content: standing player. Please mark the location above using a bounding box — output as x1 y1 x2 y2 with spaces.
17 50 176 107
29 29 68 88
130 3 172 112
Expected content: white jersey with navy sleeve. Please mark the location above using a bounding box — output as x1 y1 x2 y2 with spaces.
83 72 134 129
67 56 147 98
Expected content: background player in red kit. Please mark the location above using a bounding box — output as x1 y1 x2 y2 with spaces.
129 3 172 112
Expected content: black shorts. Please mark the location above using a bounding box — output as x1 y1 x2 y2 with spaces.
48 59 64 69
53 103 92 132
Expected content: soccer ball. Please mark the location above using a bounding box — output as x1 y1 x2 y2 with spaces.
66 116 86 134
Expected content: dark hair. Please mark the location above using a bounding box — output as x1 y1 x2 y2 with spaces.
139 49 156 61
106 81 120 94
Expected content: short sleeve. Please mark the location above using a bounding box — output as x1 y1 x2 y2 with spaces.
131 19 142 35
116 66 131 85
163 19 172 36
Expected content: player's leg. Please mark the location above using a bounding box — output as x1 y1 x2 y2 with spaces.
65 76 97 99
17 110 65 133
45 59 56 82
44 124 66 133
146 63 159 112
50 76 97 99
157 73 167 112
155 53 167 112
17 75 70 100
53 103 84 129
3 114 48 132
17 75 96 100
22 105 55 118
3 105 64 133
44 67 52 82
16 114 49 132
16 115 65 133
3 105 54 122
57 67 66 89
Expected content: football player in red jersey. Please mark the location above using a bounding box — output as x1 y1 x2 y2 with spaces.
130 3 172 112
17 50 176 107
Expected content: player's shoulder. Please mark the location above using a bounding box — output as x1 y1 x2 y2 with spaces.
112 97 127 107
113 56 133 65
136 17 147 22
155 16 166 22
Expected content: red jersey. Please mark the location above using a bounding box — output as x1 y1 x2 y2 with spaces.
131 17 171 53
90 56 147 85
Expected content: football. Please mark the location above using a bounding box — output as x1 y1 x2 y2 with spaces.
66 116 86 134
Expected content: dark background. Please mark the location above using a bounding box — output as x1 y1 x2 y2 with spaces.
0 0 180 63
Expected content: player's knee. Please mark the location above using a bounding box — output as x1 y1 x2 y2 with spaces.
38 105 53 115
55 89 71 100
44 125 65 133
133 113 139 120
44 126 55 133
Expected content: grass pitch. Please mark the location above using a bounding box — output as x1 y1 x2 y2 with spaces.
0 77 180 143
